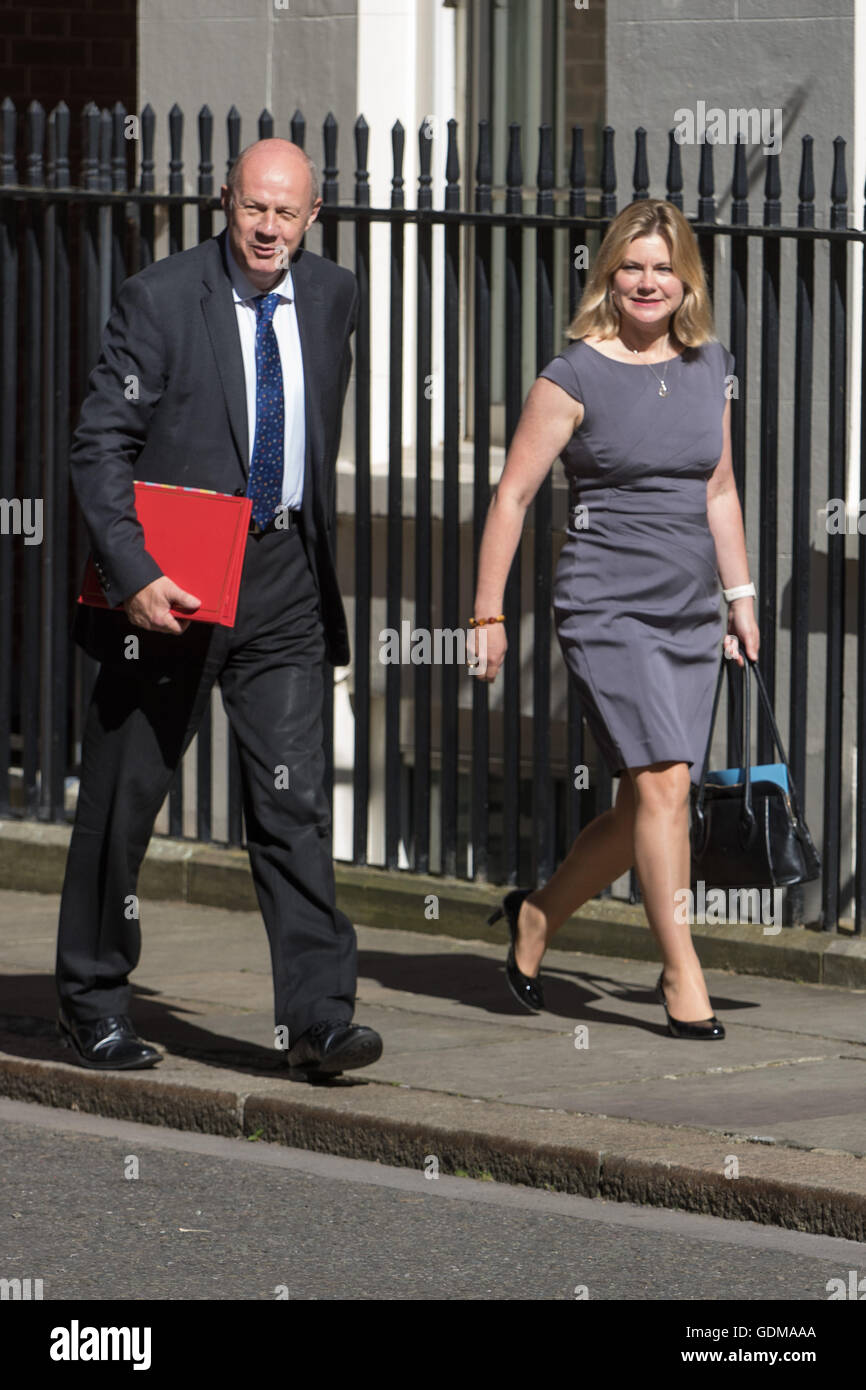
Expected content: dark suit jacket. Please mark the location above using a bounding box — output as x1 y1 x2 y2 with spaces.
71 228 356 669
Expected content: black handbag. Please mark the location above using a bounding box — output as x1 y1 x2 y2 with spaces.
690 651 821 890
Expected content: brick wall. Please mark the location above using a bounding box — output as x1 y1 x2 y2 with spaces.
0 0 137 179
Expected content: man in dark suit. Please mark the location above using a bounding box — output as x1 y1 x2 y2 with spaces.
56 138 382 1082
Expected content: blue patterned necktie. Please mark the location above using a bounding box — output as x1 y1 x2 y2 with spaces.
246 291 284 529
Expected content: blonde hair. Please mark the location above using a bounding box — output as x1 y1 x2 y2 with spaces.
567 199 715 348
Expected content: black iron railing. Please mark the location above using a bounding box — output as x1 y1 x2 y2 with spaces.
1 96 864 933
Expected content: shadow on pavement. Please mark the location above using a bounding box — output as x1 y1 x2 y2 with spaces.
0 951 760 1078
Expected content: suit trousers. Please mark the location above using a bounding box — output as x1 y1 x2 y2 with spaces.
56 521 358 1041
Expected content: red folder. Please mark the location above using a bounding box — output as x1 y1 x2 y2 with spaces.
78 481 253 627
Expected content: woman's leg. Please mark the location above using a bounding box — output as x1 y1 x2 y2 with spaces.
513 772 636 977
626 760 714 1021
514 759 715 1023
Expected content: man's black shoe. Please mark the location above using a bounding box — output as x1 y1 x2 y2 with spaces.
284 1020 382 1080
58 1010 162 1070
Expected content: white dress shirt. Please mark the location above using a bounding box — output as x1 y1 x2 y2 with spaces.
225 240 306 512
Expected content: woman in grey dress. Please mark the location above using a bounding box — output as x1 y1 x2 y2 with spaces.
471 198 759 1039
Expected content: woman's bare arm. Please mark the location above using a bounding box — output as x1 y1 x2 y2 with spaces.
706 399 759 664
471 379 583 681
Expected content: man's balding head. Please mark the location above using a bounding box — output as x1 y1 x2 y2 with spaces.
226 139 319 209
221 138 322 291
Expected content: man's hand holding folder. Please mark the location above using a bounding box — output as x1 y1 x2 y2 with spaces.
123 575 202 635
78 481 253 629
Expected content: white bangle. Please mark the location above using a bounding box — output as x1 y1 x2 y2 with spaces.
723 582 756 603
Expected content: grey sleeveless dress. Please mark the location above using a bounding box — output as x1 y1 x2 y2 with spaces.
537 338 733 784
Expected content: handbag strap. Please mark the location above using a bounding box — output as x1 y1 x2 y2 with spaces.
694 653 728 812
744 652 809 825
697 653 750 811
741 649 754 829
695 646 808 828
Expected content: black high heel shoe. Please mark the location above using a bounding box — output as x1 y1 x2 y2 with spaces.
655 971 725 1040
488 888 545 1012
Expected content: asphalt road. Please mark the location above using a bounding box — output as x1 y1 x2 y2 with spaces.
1 1099 864 1306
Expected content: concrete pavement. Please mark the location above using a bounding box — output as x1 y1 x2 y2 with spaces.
0 888 864 1240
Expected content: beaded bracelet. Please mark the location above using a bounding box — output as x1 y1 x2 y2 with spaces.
468 614 506 628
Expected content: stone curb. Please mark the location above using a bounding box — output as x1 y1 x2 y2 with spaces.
2 819 864 987
0 1049 864 1240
